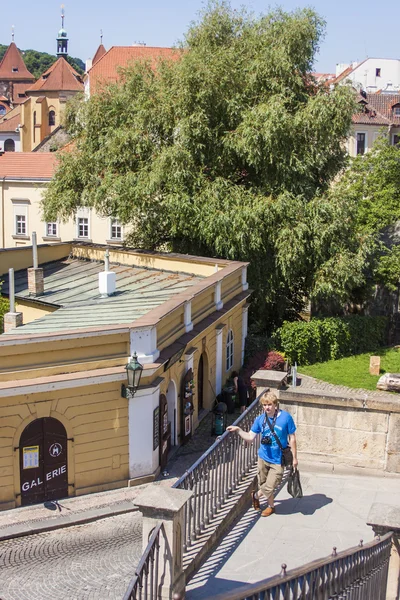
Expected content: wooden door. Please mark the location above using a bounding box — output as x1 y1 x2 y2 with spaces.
198 354 204 411
20 418 68 506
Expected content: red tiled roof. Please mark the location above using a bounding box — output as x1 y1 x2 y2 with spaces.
353 92 400 126
92 44 107 65
0 112 20 132
11 82 32 103
87 46 181 92
27 58 84 93
0 152 58 179
0 43 35 81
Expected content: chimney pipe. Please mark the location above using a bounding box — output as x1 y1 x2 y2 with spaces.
98 250 116 297
32 232 38 269
9 268 15 313
27 231 44 296
3 267 23 332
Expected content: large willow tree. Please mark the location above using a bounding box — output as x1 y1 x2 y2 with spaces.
43 1 360 331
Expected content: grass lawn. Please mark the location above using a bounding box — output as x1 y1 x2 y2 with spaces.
299 347 400 390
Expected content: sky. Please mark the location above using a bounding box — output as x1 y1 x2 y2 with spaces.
1 0 400 73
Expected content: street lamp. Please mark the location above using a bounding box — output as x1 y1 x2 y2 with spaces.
121 352 143 399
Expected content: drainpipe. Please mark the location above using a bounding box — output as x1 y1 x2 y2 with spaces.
1 176 5 248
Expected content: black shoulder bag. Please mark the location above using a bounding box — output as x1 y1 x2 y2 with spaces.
264 413 293 468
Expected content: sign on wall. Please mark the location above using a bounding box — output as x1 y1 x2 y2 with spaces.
23 446 39 469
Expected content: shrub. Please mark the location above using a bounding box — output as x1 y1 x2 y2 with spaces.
263 350 285 371
277 315 389 365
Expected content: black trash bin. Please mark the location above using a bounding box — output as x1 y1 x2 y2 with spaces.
211 401 227 436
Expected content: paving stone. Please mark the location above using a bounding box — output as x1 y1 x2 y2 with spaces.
0 512 143 600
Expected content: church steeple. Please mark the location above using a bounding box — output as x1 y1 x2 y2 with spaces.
56 5 69 57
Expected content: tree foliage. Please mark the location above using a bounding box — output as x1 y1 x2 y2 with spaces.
0 44 84 78
42 1 359 332
328 136 400 293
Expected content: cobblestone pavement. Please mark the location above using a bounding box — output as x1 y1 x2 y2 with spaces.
0 512 143 600
297 373 396 400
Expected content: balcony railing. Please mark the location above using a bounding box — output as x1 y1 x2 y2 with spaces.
202 532 393 600
172 395 263 550
123 522 164 600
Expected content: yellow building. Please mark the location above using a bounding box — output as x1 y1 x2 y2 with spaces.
19 58 83 152
0 242 250 509
0 152 131 248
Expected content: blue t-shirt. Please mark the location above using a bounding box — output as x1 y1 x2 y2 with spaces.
251 410 296 465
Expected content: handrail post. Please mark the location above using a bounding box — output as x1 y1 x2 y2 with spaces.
135 486 194 599
367 503 400 600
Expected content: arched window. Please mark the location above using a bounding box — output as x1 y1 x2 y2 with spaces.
49 110 56 126
226 329 234 371
0 105 6 116
4 139 15 152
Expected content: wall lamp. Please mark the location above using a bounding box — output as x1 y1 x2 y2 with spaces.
121 352 143 399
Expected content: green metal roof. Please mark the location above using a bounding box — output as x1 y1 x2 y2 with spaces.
2 258 204 335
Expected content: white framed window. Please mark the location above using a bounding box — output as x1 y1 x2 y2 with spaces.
16 214 26 235
393 106 400 117
226 329 234 371
110 219 122 240
46 222 58 236
12 201 29 237
77 217 89 238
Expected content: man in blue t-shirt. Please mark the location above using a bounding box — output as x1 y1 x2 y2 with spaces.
227 390 297 517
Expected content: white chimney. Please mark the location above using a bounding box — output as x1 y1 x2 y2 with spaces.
99 250 116 297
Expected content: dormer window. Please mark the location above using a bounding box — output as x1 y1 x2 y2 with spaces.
12 67 18 73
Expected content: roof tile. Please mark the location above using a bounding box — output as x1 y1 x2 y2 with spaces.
27 58 83 93
87 46 181 92
353 92 400 126
0 112 20 132
0 152 58 178
0 42 35 81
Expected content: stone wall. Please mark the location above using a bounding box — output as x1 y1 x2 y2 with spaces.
252 373 400 474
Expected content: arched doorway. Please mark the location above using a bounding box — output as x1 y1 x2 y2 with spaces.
166 380 177 446
198 354 204 411
19 418 68 506
4 138 15 152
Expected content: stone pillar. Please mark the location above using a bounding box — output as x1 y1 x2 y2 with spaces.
3 312 23 332
135 486 193 600
367 503 400 600
28 268 44 296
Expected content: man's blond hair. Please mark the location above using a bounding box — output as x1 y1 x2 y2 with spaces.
259 391 279 406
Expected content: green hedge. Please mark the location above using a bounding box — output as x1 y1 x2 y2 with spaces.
277 316 389 365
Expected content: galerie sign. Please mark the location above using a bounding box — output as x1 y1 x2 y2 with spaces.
21 464 67 492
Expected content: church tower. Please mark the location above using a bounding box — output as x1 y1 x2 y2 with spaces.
57 5 69 57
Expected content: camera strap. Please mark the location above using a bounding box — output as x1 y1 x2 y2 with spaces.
263 412 285 451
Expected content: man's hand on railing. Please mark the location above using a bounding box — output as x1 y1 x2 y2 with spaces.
227 425 257 443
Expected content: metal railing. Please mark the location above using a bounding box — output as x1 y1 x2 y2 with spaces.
203 532 393 600
123 522 165 600
172 395 263 551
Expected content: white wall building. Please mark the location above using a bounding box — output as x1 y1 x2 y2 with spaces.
336 58 400 93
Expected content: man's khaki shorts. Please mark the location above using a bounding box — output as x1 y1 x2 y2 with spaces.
257 457 284 498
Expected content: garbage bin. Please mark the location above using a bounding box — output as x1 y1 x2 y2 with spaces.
211 402 227 436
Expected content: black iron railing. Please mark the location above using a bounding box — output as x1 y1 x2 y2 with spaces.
123 522 164 600
172 396 263 550
202 532 393 600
